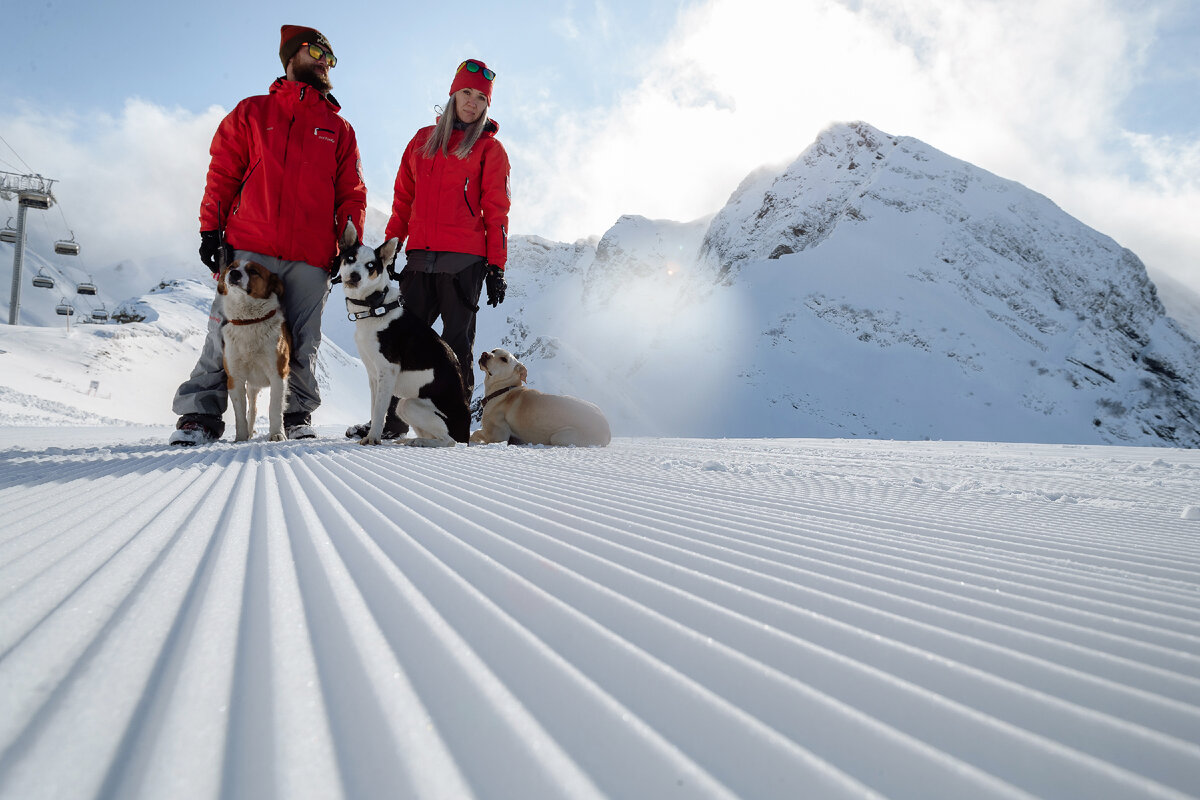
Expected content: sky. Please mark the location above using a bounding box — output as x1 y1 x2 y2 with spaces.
3 0 1199 297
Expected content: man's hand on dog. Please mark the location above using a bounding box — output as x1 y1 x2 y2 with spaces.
485 264 506 307
199 230 234 276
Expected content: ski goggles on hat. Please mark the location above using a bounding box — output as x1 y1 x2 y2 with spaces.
302 42 336 67
457 60 495 81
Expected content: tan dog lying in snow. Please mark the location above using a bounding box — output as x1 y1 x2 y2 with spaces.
471 348 611 446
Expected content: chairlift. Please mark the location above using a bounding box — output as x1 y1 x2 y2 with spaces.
91 304 110 322
32 269 55 289
18 193 52 210
76 275 98 296
54 233 80 256
55 299 75 316
0 218 17 244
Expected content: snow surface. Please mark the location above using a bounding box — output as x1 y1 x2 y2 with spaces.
2 428 1199 799
2 276 1198 797
0 279 368 429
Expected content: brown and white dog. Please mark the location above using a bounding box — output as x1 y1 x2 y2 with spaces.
471 348 611 446
219 259 292 442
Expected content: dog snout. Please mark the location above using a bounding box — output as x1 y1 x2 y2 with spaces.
344 270 360 287
478 351 492 368
228 268 242 285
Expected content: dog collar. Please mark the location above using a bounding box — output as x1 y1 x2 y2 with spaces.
482 385 517 407
346 292 401 321
227 308 278 326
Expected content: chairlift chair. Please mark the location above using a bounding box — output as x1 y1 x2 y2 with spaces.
1 218 17 244
19 193 52 210
76 280 98 296
55 299 75 316
54 233 80 256
32 270 55 289
91 305 110 322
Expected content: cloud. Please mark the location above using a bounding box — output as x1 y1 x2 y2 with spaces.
510 0 1200 292
552 16 581 40
1065 130 1200 287
3 0 1197 303
1 99 224 290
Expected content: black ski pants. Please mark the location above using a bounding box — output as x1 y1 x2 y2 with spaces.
397 259 487 399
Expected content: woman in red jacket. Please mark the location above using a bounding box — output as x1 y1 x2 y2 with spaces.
348 59 510 440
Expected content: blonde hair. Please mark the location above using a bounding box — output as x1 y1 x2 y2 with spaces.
420 95 490 160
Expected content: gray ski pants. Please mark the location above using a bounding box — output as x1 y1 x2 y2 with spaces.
172 250 331 426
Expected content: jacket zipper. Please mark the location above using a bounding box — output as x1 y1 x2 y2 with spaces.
279 113 295 224
231 159 261 216
463 178 476 217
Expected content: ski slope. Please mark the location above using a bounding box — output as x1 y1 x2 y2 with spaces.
1 428 1199 799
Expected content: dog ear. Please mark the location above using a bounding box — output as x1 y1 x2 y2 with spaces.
377 237 400 271
269 271 285 298
516 362 528 384
339 218 359 252
216 270 227 295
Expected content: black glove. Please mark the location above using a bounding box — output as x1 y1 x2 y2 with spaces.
199 230 233 274
485 264 506 307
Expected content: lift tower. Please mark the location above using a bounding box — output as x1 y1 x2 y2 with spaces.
1 171 57 325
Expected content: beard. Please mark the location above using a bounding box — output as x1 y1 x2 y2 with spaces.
292 62 332 93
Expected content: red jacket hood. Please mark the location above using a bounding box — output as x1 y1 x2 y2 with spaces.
269 77 343 113
435 116 500 137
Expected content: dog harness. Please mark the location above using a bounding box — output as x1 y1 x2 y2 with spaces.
345 290 402 321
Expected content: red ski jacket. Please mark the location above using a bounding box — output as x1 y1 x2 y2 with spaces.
199 79 367 270
385 120 511 269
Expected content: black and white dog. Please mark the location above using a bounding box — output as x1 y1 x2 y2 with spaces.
333 222 470 447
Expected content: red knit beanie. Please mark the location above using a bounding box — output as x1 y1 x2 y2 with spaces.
279 25 333 70
449 59 495 104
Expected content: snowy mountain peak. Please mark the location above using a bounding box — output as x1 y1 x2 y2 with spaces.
581 214 712 307
692 121 1200 445
703 121 902 269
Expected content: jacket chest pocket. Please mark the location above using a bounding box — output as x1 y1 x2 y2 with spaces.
297 127 338 216
305 126 339 165
460 162 485 218
462 177 476 217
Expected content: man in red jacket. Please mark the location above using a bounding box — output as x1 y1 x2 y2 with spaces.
170 25 367 445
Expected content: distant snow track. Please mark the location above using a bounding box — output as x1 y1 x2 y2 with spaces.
1 431 1199 799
